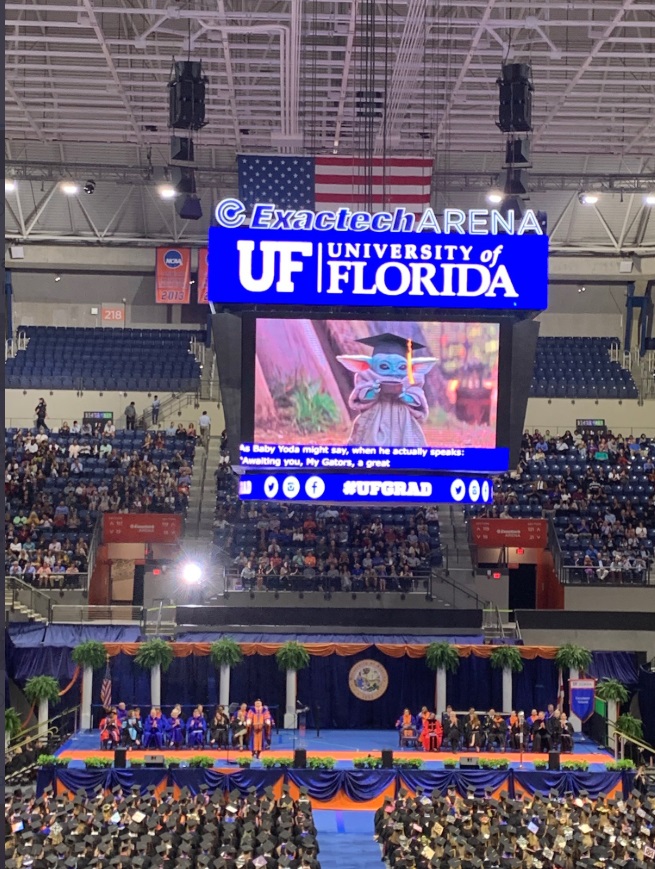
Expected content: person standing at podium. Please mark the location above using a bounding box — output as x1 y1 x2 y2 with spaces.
247 699 272 758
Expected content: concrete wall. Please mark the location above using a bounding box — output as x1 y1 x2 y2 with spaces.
564 586 655 613
5 389 204 430
536 283 627 339
522 629 655 657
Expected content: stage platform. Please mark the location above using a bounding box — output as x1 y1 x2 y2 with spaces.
57 728 612 769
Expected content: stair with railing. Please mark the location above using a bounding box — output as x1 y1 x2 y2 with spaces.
5 576 51 623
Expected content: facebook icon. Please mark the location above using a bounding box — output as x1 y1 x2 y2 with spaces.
304 476 326 499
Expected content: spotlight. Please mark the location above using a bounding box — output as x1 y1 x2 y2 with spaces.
60 181 79 195
54 274 62 283
486 189 504 205
579 192 599 206
181 562 202 584
578 285 586 293
5 179 16 192
158 183 176 200
83 179 96 195
645 192 655 206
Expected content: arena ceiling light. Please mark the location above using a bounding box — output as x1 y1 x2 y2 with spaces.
158 183 177 200
5 179 16 192
579 191 599 206
60 181 79 195
486 189 504 205
181 562 202 584
645 192 655 206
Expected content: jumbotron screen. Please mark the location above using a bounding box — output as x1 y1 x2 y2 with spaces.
239 318 508 472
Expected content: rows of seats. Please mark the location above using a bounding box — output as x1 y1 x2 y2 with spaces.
6 326 204 392
529 336 639 399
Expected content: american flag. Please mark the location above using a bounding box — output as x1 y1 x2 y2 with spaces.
237 155 433 215
100 660 112 711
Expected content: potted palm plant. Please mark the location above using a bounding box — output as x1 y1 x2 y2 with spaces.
134 639 174 707
276 642 310 729
210 638 244 707
596 678 630 753
71 640 108 731
24 676 61 743
425 643 459 716
490 645 524 712
615 713 643 761
5 707 22 749
555 644 592 732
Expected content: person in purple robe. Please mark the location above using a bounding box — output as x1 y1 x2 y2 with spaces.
142 707 164 749
166 705 185 748
186 707 207 748
337 333 437 448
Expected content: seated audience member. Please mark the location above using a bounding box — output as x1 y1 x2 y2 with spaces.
395 708 417 744
115 701 128 724
485 708 507 751
187 707 207 748
231 702 249 750
559 712 574 752
509 710 529 750
167 705 185 748
209 706 231 748
121 709 143 748
143 706 165 749
466 711 483 750
99 709 121 749
547 708 563 748
443 711 462 751
531 710 551 752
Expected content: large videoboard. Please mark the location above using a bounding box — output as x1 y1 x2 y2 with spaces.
241 317 505 472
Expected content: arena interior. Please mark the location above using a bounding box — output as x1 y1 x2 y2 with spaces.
4 2 655 869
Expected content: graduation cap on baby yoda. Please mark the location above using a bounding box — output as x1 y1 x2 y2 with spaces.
337 333 438 384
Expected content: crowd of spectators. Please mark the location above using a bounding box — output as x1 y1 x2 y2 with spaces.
5 780 322 869
5 421 196 589
376 781 655 869
473 428 655 585
214 467 442 593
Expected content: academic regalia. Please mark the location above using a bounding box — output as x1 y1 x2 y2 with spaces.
560 720 574 752
419 717 443 752
395 712 417 740
167 713 185 748
186 715 207 748
99 715 121 748
121 715 143 748
143 712 164 749
247 707 272 756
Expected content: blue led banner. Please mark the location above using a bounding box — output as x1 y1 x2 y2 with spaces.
208 200 548 310
569 678 597 723
238 472 494 504
239 443 509 473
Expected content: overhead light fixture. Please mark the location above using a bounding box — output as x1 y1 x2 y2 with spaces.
5 179 16 192
181 562 202 584
54 274 62 283
645 192 655 206
579 191 599 206
486 189 504 205
83 179 96 195
158 183 176 200
60 181 79 195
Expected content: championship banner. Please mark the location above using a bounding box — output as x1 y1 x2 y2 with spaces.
155 247 191 304
569 678 597 723
197 248 209 304
103 514 182 543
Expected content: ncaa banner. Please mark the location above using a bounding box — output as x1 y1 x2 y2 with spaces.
197 247 209 304
155 247 191 303
569 677 597 723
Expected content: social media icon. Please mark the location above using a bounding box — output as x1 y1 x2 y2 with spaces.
450 478 466 502
263 476 279 499
481 480 490 503
239 480 253 496
305 476 325 499
282 476 300 499
468 480 480 502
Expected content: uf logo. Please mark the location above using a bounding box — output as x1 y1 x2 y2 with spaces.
164 249 183 268
237 240 313 292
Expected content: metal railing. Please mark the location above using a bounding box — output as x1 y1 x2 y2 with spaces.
225 565 432 594
5 575 54 621
86 516 102 591
144 602 177 635
7 705 80 754
138 389 200 429
431 565 488 610
560 563 653 586
50 604 145 624
607 720 655 762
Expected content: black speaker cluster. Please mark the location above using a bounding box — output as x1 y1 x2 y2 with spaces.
167 61 206 220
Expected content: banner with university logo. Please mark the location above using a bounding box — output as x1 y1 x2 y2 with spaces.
155 247 191 304
197 247 209 304
569 677 597 722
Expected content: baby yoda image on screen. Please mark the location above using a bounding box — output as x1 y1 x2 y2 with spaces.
337 333 437 448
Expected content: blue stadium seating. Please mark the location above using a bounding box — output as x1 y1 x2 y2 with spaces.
529 337 639 400
7 326 204 391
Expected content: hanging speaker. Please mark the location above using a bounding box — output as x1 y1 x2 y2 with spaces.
113 747 127 769
381 750 394 769
293 749 307 769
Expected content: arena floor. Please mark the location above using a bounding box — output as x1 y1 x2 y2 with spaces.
57 727 613 768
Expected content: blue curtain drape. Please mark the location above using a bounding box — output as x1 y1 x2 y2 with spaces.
399 770 510 798
446 658 502 711
638 664 655 748
589 652 638 686
513 658 558 713
513 770 621 798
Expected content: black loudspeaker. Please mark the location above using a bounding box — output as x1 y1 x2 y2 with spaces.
381 750 394 769
294 749 307 769
144 754 166 768
548 751 561 771
113 748 127 769
460 756 480 769
497 80 533 133
168 62 206 131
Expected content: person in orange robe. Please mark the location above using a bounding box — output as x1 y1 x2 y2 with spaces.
247 699 272 758
420 712 443 752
